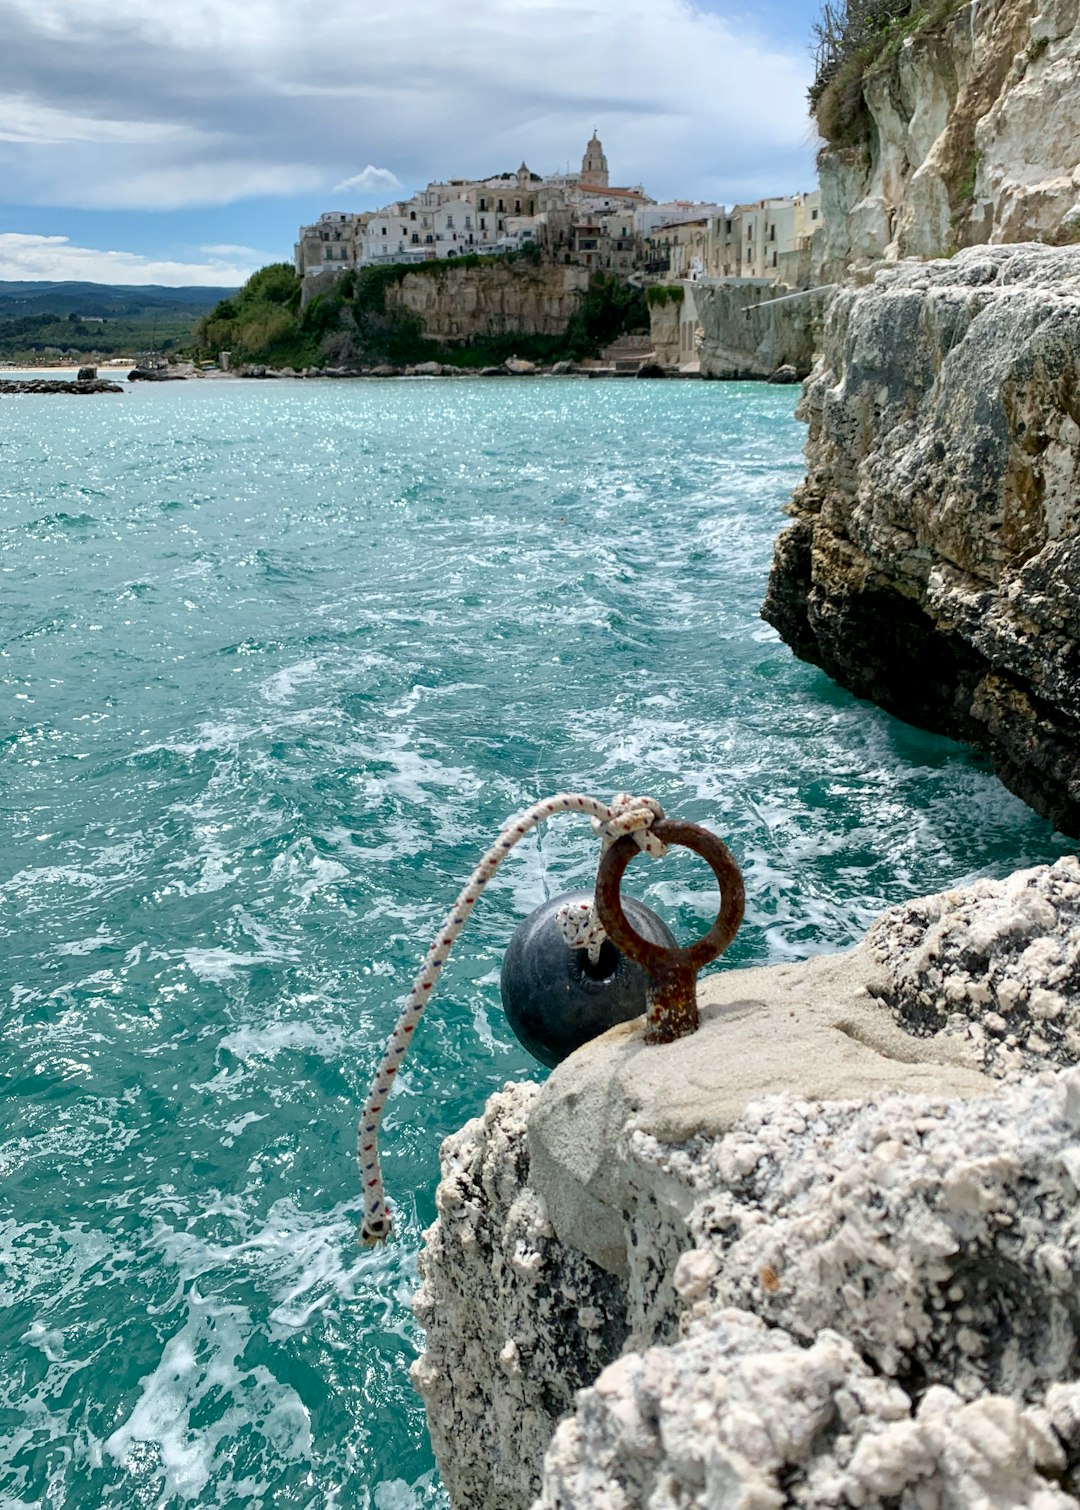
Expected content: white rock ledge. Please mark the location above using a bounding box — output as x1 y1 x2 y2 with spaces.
413 858 1080 1509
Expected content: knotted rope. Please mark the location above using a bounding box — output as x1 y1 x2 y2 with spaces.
358 791 665 1244
553 792 668 963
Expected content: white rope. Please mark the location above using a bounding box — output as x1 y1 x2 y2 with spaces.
358 791 665 1243
553 791 668 963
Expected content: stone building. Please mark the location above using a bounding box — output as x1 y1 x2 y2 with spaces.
293 134 654 278
579 131 609 189
704 192 822 281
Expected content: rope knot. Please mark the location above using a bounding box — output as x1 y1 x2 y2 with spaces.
557 794 666 963
592 793 668 858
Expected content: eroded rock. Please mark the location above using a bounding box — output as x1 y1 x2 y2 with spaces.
415 861 1080 1509
763 245 1080 836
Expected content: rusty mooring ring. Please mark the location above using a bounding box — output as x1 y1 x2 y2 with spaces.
594 818 745 1042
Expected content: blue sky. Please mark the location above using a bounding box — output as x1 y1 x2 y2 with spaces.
0 0 824 287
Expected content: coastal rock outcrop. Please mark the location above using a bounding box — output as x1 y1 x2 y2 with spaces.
813 0 1080 280
762 243 1080 837
384 262 590 343
695 279 831 380
0 378 124 395
413 857 1080 1508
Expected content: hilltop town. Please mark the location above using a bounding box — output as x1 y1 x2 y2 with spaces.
295 134 821 292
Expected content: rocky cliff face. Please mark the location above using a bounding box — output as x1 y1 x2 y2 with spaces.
695 281 832 379
814 0 1080 281
763 244 1079 837
414 857 1080 1508
383 262 590 343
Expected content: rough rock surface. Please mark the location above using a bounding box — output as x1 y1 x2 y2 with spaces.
871 856 1080 1076
0 378 124 395
694 280 830 380
411 1084 629 1510
415 860 1080 1508
763 244 1080 836
384 262 590 343
537 1312 1074 1510
814 0 1080 281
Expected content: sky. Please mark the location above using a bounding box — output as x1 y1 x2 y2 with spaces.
0 0 825 287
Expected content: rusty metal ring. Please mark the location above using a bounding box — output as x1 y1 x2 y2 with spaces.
594 818 745 975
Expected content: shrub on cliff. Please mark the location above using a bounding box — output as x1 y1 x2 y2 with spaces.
194 262 313 367
565 274 649 358
811 0 965 145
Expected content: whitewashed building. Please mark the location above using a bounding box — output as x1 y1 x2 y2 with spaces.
704 192 822 281
294 135 655 278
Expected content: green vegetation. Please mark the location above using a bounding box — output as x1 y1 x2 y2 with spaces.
1027 33 1050 61
0 281 233 364
1048 218 1080 246
811 0 965 146
193 257 648 371
952 148 980 214
646 285 685 308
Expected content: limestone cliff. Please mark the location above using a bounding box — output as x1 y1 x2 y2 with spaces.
414 857 1080 1508
383 262 590 344
695 281 831 380
814 0 1080 281
763 244 1079 837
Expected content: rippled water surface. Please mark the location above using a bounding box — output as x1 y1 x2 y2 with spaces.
0 378 1068 1507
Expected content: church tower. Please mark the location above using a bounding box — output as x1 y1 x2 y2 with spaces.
580 131 609 189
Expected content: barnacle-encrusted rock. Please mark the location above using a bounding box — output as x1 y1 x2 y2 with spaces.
411 1084 629 1510
414 861 1080 1509
536 1312 1074 1510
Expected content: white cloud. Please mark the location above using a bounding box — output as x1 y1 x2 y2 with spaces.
0 94 187 146
0 233 251 286
0 0 817 213
333 166 402 196
200 243 261 257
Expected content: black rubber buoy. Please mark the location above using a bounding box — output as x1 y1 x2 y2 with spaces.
500 889 677 1068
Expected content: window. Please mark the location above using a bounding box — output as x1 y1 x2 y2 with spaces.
747 225 752 240
497 198 504 211
773 251 778 266
725 219 732 233
465 216 472 229
770 225 776 241
381 226 387 235
479 198 486 211
514 199 521 212
446 214 454 228
410 210 416 220
811 209 819 220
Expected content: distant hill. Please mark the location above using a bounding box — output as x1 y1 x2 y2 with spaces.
0 280 239 319
0 281 241 362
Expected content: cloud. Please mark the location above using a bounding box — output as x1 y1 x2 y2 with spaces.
333 166 402 196
0 233 252 286
200 243 262 257
0 0 817 215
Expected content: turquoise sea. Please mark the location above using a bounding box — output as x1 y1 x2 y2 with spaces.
0 378 1069 1507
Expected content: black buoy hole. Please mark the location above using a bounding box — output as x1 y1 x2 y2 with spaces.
577 939 621 982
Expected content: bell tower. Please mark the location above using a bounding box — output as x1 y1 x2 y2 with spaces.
581 130 609 189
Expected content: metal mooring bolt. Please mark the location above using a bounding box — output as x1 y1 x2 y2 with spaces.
594 817 745 1044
